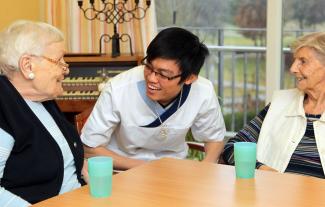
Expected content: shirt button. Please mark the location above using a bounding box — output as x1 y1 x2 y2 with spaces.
73 142 77 148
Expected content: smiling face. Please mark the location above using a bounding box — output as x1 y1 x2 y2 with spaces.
30 41 69 100
290 47 325 94
144 58 196 106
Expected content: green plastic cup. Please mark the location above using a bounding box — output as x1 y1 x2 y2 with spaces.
88 156 113 198
234 142 256 179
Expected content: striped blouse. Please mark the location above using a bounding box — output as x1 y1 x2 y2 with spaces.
223 104 325 179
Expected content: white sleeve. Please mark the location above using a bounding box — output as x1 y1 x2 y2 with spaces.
0 128 31 207
191 85 226 142
81 82 120 147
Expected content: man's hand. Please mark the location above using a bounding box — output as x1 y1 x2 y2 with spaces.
258 164 277 172
202 141 224 163
84 145 147 170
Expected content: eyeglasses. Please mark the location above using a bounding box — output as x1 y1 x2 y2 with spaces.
141 59 182 81
31 55 69 71
41 55 69 71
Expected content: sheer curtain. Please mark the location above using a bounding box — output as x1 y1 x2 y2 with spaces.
43 0 157 56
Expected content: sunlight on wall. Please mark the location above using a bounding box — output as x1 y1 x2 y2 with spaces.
0 0 41 31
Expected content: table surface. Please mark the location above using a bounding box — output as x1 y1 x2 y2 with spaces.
32 158 325 207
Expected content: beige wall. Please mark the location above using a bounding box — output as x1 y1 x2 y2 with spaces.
0 0 42 31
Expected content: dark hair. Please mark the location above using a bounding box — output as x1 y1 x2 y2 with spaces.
146 27 209 83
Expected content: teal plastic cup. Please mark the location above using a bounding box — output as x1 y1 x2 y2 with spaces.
88 156 113 198
234 142 256 179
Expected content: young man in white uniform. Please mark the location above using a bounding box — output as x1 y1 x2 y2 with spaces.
81 27 226 170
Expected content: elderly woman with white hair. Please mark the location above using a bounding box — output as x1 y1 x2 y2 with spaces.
223 32 325 179
0 20 85 206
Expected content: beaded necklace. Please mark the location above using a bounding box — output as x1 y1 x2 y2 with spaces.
154 87 183 139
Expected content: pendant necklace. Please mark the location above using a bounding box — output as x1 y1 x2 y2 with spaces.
154 87 183 140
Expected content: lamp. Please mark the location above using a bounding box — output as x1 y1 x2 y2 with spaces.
78 0 151 57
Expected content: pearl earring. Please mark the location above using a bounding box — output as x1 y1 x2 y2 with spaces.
28 72 35 80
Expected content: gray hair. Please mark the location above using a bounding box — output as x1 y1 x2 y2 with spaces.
291 32 325 62
0 20 64 73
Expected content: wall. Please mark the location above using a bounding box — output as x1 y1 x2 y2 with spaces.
0 0 42 31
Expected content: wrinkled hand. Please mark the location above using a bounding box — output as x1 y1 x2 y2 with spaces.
81 159 89 184
258 165 277 172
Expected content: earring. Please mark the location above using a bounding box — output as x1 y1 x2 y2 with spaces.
28 72 35 80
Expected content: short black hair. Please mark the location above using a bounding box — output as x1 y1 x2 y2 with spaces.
146 27 209 83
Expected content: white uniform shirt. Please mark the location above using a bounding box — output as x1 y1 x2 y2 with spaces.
81 66 225 161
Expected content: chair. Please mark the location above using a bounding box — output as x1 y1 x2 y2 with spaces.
74 106 94 135
74 107 205 152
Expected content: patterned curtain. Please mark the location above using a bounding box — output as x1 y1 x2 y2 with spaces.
43 0 157 56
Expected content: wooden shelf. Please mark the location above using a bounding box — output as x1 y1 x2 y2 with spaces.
56 100 96 113
64 54 143 66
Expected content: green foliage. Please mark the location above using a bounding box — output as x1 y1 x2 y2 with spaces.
284 0 325 29
185 131 205 161
155 0 230 27
186 148 205 161
185 110 261 160
233 0 267 46
223 110 258 132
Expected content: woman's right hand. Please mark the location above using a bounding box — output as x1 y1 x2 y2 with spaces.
81 159 89 184
258 164 277 172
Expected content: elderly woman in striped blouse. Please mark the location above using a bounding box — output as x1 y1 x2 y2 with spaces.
223 32 325 178
0 20 85 206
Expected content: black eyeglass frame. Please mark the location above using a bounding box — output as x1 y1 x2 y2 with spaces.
141 58 182 81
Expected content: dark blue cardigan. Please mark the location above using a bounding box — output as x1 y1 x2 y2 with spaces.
0 76 85 204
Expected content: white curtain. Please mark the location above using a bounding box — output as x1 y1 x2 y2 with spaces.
43 0 157 56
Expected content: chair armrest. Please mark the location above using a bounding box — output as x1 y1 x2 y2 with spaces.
186 141 205 152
